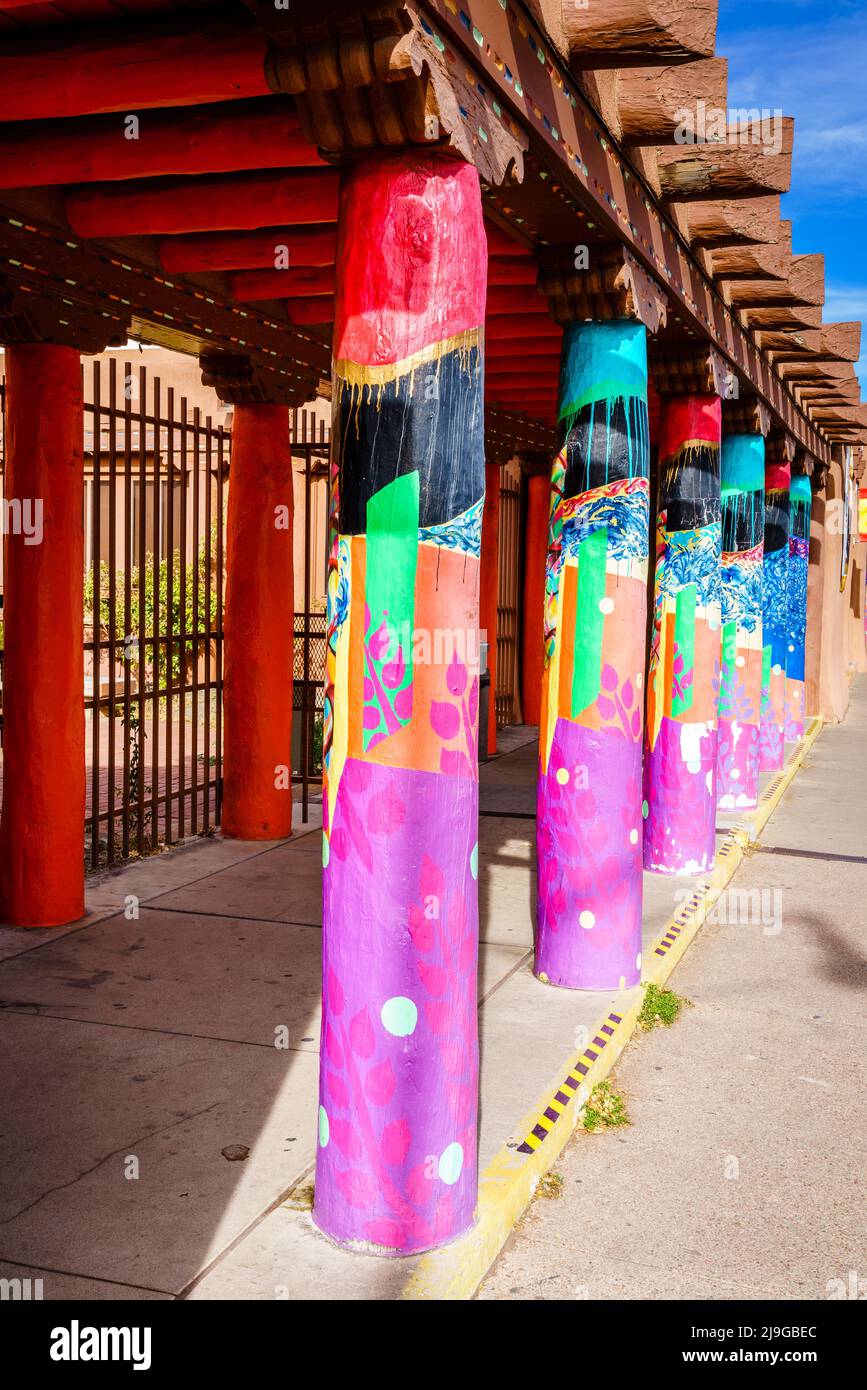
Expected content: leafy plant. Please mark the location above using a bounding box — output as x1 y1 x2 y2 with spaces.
581 1080 630 1133
638 982 688 1030
84 536 220 685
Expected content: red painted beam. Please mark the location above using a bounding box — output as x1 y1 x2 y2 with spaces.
66 170 340 238
487 258 538 287
231 265 335 302
0 99 323 190
485 223 529 257
486 318 562 341
0 16 269 122
285 296 334 325
158 225 337 273
487 340 561 360
487 374 558 391
487 286 550 317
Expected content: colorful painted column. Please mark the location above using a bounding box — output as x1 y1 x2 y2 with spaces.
716 434 765 809
644 395 722 875
0 343 85 926
785 471 812 740
222 402 294 839
480 460 501 755
315 151 486 1255
759 456 790 769
535 320 649 990
521 470 549 726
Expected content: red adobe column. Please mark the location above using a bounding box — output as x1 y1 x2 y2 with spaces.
521 468 549 726
480 460 501 754
222 402 295 839
0 343 85 926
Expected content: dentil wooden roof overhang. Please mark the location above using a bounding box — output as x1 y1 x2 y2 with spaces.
0 0 862 471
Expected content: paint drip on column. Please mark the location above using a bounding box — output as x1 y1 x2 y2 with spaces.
315 152 486 1256
716 434 765 810
785 472 811 741
644 394 722 876
536 320 649 991
760 458 790 770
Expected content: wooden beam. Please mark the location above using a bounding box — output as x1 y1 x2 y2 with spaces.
285 296 333 326
0 15 269 122
618 58 728 143
487 258 539 286
66 170 340 238
658 118 793 200
726 254 824 309
157 226 337 274
683 195 782 246
711 241 790 282
486 286 551 317
231 266 334 302
0 99 323 190
525 0 717 66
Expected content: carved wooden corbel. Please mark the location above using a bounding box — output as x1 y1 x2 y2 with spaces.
0 278 129 353
652 345 732 399
199 352 318 408
537 244 668 333
253 2 527 184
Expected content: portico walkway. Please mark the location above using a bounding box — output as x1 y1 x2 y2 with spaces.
0 711 835 1299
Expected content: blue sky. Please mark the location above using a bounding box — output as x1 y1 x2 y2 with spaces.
716 0 866 392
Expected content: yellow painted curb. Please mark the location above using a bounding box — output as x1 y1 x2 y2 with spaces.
402 717 823 1300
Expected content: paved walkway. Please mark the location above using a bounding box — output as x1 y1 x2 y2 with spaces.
479 679 866 1301
0 692 860 1300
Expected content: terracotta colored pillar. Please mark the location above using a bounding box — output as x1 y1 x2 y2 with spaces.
644 394 722 876
222 402 294 839
535 320 649 990
315 151 486 1254
716 434 765 809
480 460 501 755
0 343 85 926
785 471 812 740
521 471 549 726
759 455 790 769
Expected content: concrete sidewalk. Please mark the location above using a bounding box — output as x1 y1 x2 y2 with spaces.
479 679 866 1301
0 694 852 1300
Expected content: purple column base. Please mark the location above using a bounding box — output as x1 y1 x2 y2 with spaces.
759 715 785 771
536 718 643 990
643 714 717 875
716 718 760 810
315 758 479 1256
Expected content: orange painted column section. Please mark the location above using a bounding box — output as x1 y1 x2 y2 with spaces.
480 461 501 754
0 343 85 926
222 402 294 839
521 471 549 727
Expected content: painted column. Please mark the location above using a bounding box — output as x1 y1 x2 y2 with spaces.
480 460 501 755
535 320 649 990
644 395 722 876
759 456 790 769
521 471 549 726
315 151 486 1254
716 434 765 810
785 471 812 740
222 402 294 839
0 343 85 926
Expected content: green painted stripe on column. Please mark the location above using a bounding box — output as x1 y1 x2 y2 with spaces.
571 525 608 718
672 583 696 718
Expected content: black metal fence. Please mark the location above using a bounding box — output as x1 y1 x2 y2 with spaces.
0 360 331 870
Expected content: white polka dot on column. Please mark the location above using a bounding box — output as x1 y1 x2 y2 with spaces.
599 597 614 614
556 767 569 785
579 910 595 929
629 829 639 845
